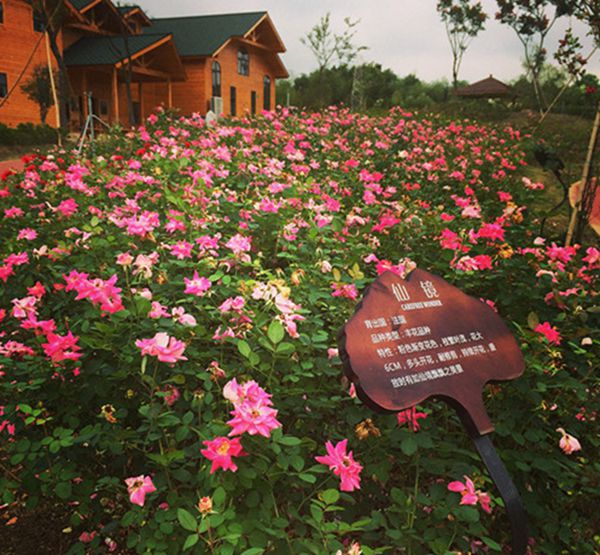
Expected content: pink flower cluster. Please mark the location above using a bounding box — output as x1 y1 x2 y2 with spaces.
448 475 492 513
201 379 281 474
0 251 29 283
124 474 156 507
535 321 561 346
0 406 15 437
316 439 363 492
201 437 246 474
224 378 282 438
331 283 358 300
42 331 83 364
63 270 124 315
397 406 428 431
184 271 212 296
135 332 187 363
557 428 581 455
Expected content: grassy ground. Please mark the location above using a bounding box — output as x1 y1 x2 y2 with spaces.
502 111 594 242
428 104 595 241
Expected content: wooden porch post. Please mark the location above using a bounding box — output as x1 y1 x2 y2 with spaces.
138 82 144 121
167 78 173 108
112 68 119 124
45 32 61 133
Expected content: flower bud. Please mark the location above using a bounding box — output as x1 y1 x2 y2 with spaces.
198 496 213 515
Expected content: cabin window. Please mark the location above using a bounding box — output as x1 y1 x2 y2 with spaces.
230 86 237 116
0 2 4 25
263 76 271 111
99 99 109 117
251 91 257 115
0 73 7 98
33 8 45 32
237 48 249 76
212 61 221 97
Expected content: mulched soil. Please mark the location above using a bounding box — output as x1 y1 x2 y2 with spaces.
0 499 74 554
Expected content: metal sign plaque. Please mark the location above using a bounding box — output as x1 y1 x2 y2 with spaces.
338 268 528 554
339 268 525 434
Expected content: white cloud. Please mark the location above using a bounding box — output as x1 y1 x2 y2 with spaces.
135 0 599 84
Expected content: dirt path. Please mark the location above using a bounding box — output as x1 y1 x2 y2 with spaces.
0 158 25 174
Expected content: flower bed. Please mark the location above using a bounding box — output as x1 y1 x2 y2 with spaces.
0 107 597 554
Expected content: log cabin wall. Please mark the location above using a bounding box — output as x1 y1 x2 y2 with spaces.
211 41 276 117
0 0 61 127
142 82 169 119
169 58 207 117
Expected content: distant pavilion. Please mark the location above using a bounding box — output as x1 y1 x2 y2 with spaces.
455 75 515 99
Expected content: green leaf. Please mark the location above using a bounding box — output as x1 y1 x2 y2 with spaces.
401 436 418 456
240 549 265 555
55 482 72 500
177 508 198 532
321 489 340 505
267 320 284 344
276 342 295 354
456 505 479 523
237 340 251 358
183 534 199 550
213 486 226 507
277 435 302 446
310 504 323 523
298 473 317 484
482 536 502 551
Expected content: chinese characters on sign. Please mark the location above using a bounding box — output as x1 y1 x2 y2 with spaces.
339 269 525 435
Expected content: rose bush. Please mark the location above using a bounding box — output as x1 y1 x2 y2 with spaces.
0 106 597 554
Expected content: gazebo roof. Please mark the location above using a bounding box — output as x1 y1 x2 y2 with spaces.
456 75 514 99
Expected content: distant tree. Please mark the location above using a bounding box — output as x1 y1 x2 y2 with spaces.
495 0 569 113
360 64 400 109
21 65 55 124
563 1 599 43
557 0 600 245
31 0 70 132
275 79 294 107
300 14 367 108
301 13 367 72
292 66 354 109
436 0 487 89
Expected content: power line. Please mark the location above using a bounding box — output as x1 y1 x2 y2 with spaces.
0 1 66 111
0 32 45 110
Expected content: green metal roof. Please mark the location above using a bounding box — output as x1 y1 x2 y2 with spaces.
146 12 266 57
69 0 96 11
64 33 171 66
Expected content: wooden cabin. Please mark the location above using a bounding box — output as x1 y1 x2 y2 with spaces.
0 0 288 129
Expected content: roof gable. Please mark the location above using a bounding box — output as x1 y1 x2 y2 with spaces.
118 4 152 27
146 11 267 57
64 33 170 66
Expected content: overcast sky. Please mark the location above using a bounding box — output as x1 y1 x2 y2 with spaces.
134 0 599 84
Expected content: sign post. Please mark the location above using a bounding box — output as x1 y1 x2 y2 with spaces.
339 268 528 554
